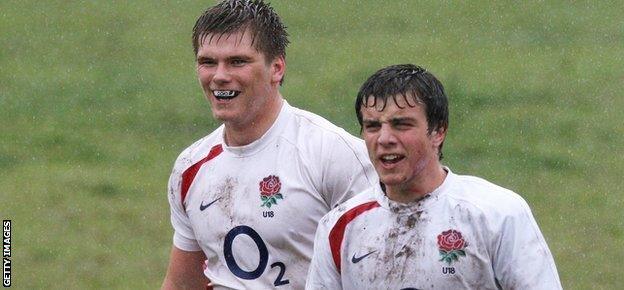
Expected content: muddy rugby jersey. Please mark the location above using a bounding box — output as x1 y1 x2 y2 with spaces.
307 169 561 290
167 101 378 289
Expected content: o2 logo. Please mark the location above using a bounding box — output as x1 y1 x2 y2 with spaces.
223 225 289 286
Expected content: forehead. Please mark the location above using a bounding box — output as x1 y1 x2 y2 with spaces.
196 29 260 56
361 95 426 120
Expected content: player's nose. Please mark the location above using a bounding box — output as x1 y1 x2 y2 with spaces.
377 125 397 147
212 63 231 84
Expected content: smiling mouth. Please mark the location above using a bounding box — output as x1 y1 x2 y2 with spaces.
212 90 240 100
379 154 404 165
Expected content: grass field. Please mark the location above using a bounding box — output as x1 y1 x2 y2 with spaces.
1 1 623 289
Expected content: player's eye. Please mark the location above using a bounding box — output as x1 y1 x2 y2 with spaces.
231 58 247 66
395 123 411 129
391 120 414 130
198 58 216 66
363 122 381 132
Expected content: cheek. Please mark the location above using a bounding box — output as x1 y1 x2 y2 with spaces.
197 77 211 90
197 67 213 80
366 146 376 161
363 136 377 153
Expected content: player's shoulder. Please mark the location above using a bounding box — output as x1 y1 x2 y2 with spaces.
172 125 225 171
286 103 364 148
445 170 531 216
319 188 379 230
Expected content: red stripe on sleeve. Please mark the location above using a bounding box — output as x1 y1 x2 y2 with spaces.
180 144 223 208
328 200 380 273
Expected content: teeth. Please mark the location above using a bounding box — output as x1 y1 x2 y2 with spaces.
213 90 237 97
381 154 400 161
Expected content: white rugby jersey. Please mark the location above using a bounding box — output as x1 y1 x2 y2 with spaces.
167 101 379 289
307 168 562 290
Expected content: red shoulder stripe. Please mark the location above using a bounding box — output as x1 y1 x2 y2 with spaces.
180 144 223 208
328 200 380 273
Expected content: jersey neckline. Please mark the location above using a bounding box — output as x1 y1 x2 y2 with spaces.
375 167 454 214
221 100 292 157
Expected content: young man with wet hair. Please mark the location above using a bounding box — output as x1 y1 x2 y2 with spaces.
161 1 378 289
306 64 562 289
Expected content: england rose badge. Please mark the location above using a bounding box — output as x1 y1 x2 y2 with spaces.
437 229 467 265
259 175 283 208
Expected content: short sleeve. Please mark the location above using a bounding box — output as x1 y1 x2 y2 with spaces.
306 215 342 290
321 135 378 208
167 162 202 252
492 198 562 289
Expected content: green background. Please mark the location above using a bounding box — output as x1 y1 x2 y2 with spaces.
1 1 622 289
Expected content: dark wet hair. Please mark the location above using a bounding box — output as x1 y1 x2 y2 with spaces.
355 64 449 159
192 0 289 63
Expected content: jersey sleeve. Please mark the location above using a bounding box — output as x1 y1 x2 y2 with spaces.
320 135 378 208
306 215 342 290
167 159 202 252
492 197 562 289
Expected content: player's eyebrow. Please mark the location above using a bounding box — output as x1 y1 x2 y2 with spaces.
196 55 213 62
227 55 253 61
388 117 416 124
363 116 415 124
196 54 253 62
362 118 381 125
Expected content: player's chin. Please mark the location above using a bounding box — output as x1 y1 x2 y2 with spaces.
209 96 237 109
378 174 405 187
210 109 238 122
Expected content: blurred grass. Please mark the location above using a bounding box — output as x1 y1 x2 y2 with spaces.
1 0 623 289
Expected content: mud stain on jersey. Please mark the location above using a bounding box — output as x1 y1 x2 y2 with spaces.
405 210 423 228
371 208 430 285
169 166 184 197
215 176 238 224
394 244 413 259
320 215 331 227
206 253 220 274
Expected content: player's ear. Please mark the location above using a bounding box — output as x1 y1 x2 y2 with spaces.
430 126 447 147
270 56 286 84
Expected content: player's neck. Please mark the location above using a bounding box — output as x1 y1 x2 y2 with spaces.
223 96 283 147
386 165 447 204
